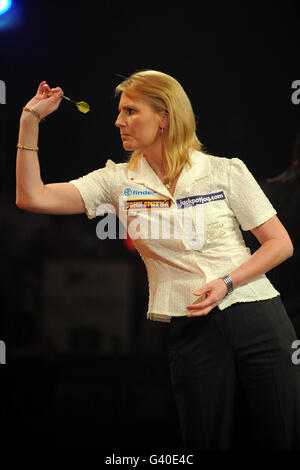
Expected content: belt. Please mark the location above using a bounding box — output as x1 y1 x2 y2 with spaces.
147 313 172 323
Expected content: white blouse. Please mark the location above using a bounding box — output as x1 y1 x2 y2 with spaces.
70 150 279 318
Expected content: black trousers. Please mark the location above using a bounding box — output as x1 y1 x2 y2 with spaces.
168 296 300 450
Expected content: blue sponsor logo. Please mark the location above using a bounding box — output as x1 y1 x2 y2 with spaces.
176 191 226 209
124 187 132 196
124 187 156 197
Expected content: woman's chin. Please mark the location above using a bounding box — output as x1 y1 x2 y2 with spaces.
122 142 135 151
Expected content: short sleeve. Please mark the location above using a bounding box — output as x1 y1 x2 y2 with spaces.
69 159 115 219
228 158 277 231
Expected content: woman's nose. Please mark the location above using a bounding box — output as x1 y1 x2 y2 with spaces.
115 113 124 128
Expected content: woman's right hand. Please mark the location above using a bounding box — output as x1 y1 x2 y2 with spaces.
22 81 64 120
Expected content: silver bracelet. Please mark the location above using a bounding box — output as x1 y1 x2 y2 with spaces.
221 275 234 295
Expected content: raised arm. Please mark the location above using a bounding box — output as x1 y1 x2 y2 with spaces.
16 81 86 215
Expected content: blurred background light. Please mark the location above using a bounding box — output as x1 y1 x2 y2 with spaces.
0 0 12 15
0 0 21 31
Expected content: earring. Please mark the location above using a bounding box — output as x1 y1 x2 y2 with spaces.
160 127 164 136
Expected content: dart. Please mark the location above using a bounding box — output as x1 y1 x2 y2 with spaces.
62 95 90 113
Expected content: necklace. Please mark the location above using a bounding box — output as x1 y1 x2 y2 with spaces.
145 158 175 190
164 180 173 189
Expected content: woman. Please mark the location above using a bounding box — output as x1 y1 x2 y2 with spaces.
16 70 300 449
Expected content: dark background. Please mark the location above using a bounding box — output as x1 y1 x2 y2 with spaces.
0 0 300 451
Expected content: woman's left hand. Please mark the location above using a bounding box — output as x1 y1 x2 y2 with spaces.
186 278 228 316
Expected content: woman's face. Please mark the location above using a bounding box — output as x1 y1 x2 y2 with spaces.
115 91 165 153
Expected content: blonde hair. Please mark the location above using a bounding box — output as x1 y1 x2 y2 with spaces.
115 70 202 179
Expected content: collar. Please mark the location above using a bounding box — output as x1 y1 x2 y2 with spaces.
127 149 209 199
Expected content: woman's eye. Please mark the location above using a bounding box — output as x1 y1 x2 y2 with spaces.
127 108 135 115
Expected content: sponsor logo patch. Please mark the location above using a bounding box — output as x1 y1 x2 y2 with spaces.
124 199 173 211
176 191 225 209
123 187 156 196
